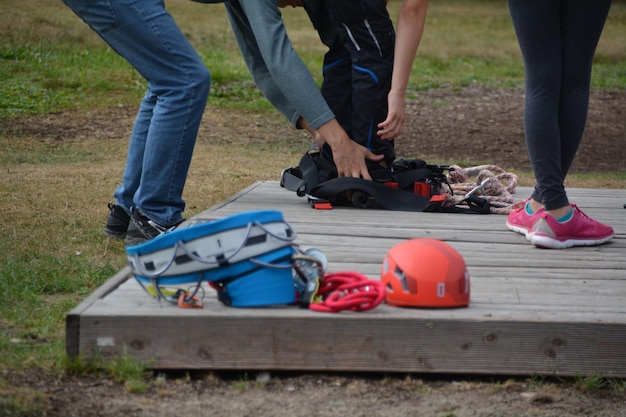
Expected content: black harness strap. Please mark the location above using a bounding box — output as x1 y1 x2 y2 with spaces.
309 177 431 212
424 194 492 214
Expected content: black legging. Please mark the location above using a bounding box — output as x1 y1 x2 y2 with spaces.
507 0 612 210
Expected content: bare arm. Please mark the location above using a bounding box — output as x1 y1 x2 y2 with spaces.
377 0 429 140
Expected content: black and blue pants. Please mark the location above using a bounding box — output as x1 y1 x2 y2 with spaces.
303 0 396 164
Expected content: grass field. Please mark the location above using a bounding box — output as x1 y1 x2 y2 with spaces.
0 0 625 391
1 0 624 120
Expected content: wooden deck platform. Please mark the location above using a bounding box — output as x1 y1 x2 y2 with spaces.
66 182 626 377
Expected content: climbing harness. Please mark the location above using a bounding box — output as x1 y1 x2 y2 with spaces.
281 148 515 214
282 149 450 211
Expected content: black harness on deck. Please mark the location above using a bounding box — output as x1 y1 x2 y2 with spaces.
280 150 491 213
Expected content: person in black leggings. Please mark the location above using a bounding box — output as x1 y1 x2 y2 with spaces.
505 0 615 249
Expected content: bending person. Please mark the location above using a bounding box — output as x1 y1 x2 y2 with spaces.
224 0 384 179
62 0 211 246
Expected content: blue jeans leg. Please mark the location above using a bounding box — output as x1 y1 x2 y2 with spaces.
62 0 211 227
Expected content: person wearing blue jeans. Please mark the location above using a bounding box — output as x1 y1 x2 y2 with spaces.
301 0 396 166
505 0 614 249
62 0 212 246
223 0 384 176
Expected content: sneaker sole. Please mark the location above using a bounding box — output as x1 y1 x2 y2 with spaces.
104 229 126 239
531 233 614 249
124 234 149 246
506 222 534 241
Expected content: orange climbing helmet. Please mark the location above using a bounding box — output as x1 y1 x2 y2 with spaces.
381 238 470 308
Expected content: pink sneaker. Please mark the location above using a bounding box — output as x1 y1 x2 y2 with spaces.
530 205 614 249
506 198 544 240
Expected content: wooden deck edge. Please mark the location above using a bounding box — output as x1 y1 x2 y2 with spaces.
77 316 626 377
66 266 132 357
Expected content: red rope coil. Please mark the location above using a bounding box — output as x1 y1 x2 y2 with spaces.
309 271 386 313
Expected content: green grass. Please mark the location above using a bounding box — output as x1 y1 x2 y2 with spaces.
0 0 624 388
1 0 624 120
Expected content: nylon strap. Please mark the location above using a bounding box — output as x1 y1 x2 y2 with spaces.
309 177 431 212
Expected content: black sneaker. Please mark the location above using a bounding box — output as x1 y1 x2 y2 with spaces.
105 203 131 239
124 208 181 246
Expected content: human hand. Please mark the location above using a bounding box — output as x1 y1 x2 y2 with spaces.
331 139 384 181
318 119 384 180
377 91 406 140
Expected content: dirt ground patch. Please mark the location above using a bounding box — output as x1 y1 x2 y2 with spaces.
4 369 626 417
401 87 625 174
4 87 625 173
1 87 625 417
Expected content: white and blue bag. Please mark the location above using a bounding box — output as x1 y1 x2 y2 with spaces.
125 210 298 307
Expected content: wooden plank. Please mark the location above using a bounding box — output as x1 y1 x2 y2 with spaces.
65 267 132 356
104 284 626 314
90 276 625 314
68 181 626 377
78 297 625 376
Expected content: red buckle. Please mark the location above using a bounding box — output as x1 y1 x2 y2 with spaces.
384 182 398 189
413 182 430 197
312 202 333 210
430 194 447 203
